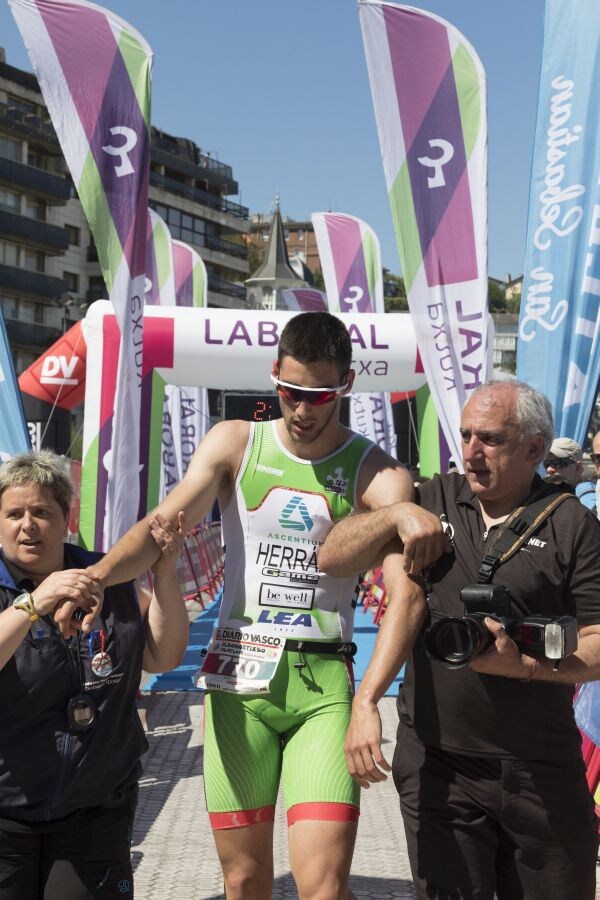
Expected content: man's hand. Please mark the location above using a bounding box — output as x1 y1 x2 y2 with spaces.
469 617 532 679
344 697 392 788
395 503 451 575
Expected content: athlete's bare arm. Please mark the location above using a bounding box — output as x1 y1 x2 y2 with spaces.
344 543 427 787
53 421 249 636
93 419 248 586
317 445 448 576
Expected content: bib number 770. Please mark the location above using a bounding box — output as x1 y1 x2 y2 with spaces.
217 654 260 679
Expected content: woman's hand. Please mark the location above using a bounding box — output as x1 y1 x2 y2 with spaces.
149 512 185 577
32 569 102 620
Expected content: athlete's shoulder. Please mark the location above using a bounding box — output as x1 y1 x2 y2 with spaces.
356 443 413 510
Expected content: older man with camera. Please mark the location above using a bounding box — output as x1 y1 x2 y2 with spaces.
318 379 600 900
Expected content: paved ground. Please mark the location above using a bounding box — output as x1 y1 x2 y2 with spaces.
132 692 414 899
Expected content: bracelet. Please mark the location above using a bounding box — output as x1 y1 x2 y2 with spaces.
520 658 538 683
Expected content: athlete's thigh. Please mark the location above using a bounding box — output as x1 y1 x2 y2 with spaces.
288 818 357 899
204 690 282 824
281 657 359 820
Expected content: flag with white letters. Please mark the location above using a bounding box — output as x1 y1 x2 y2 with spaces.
312 211 396 456
359 1 488 470
517 0 600 442
9 0 153 547
161 241 211 500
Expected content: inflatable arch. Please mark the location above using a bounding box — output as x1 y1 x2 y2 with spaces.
80 301 425 548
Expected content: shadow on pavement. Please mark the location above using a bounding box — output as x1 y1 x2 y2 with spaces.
203 872 415 899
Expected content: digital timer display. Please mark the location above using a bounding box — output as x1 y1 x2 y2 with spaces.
222 393 350 425
223 393 278 422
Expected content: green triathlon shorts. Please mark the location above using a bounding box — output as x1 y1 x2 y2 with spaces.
203 649 360 829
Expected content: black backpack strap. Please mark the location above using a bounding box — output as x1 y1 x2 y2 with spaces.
478 491 574 583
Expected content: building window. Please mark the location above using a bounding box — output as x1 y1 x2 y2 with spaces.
0 188 20 213
23 250 44 273
63 271 79 294
0 241 19 267
65 224 80 246
16 350 36 375
0 135 21 162
25 196 46 221
0 296 19 320
87 275 106 301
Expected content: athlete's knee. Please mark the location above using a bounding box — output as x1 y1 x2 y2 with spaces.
294 869 350 900
222 862 273 899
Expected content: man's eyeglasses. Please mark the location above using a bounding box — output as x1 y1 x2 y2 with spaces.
543 457 575 469
270 374 348 407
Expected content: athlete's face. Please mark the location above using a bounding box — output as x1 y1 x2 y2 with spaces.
275 356 351 448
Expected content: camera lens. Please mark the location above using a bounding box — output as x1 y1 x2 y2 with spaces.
425 615 492 668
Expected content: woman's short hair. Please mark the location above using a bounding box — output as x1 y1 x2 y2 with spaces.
278 311 353 375
0 450 72 517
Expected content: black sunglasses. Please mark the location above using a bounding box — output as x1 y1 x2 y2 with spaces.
543 457 575 469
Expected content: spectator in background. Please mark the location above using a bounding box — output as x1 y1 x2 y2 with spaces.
544 437 596 510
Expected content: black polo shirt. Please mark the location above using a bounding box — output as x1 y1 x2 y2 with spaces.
398 473 600 761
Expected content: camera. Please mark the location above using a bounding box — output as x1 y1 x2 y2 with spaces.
424 584 578 669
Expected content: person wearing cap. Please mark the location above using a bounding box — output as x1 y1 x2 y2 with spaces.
544 437 596 510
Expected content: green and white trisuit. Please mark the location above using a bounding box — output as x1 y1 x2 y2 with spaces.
203 419 374 829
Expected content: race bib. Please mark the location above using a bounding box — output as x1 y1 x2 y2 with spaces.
196 624 285 694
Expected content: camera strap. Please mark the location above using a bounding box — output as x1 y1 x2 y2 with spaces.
477 490 574 584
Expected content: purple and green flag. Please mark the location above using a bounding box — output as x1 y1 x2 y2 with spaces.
312 211 396 457
9 0 153 547
359 0 489 471
160 241 211 503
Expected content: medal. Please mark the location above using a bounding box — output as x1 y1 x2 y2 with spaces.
91 651 113 677
67 692 97 732
89 630 112 677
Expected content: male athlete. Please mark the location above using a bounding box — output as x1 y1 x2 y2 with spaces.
67 311 446 899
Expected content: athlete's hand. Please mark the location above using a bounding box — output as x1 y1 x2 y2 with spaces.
395 503 450 575
344 697 391 788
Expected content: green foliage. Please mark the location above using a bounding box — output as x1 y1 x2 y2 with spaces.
247 241 265 276
312 268 325 290
487 280 506 312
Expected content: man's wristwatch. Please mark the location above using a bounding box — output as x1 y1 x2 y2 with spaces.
12 592 40 622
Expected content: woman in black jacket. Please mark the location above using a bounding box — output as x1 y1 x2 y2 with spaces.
0 450 189 899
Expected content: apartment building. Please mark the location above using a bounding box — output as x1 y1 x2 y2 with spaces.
0 48 250 380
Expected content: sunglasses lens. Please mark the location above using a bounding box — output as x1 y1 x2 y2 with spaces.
276 384 339 406
310 390 337 407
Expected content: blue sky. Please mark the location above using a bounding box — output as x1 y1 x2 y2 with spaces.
0 0 546 280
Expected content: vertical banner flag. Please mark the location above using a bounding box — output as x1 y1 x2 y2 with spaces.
140 209 175 517
359 1 488 470
10 0 153 548
162 241 211 500
312 211 396 456
517 0 600 443
0 308 31 459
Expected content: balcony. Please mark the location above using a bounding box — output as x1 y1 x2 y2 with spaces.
0 264 67 300
0 210 69 253
5 315 61 348
0 157 70 203
205 234 246 259
207 273 246 302
151 132 238 193
149 172 248 221
0 101 60 150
